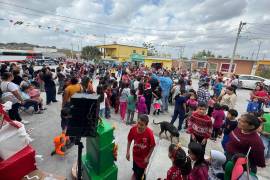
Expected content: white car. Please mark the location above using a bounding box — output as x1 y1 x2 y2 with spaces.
238 74 270 89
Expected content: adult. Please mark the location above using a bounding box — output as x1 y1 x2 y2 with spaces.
1 72 27 124
62 77 82 107
12 69 23 86
250 85 268 111
220 86 237 109
226 114 265 173
42 67 57 105
197 83 211 105
158 71 173 112
56 63 66 94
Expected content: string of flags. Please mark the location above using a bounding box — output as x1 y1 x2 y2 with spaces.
0 17 186 48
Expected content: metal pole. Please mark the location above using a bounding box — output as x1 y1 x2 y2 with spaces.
256 41 262 60
228 21 246 76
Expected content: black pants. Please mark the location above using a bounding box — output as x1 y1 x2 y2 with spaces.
24 100 39 112
45 86 56 104
211 127 221 140
190 134 207 153
8 103 22 121
133 161 145 180
146 101 151 115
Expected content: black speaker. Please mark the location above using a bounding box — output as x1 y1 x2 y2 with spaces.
66 93 100 137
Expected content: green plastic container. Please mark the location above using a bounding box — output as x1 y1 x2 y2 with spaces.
82 155 118 180
263 113 270 133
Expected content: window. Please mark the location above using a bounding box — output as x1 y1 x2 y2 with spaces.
239 76 251 80
133 50 136 53
197 61 207 68
142 51 145 55
209 63 217 73
250 76 263 81
220 63 236 73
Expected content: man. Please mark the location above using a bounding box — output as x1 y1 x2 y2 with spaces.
56 63 66 94
158 71 173 113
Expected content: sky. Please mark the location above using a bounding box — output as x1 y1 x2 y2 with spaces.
0 0 270 59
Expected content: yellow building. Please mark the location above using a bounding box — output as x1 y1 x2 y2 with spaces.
96 43 147 62
255 59 270 78
144 57 172 70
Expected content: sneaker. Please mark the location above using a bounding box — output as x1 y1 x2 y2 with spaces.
21 120 30 125
52 100 58 103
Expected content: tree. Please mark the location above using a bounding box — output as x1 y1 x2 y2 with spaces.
192 49 215 59
142 42 158 56
81 46 102 61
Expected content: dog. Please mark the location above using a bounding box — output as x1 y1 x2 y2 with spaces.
153 119 179 143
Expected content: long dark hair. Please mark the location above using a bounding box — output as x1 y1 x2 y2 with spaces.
96 85 104 102
173 147 192 176
188 142 206 167
130 89 137 101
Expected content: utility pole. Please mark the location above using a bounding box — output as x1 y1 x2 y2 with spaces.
256 41 262 60
103 34 106 58
228 21 246 76
71 43 74 59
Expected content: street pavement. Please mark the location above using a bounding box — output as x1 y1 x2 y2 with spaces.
22 79 270 180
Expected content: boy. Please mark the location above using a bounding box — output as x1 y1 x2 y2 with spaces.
221 109 238 152
187 102 212 151
170 89 187 131
126 114 156 180
247 97 260 114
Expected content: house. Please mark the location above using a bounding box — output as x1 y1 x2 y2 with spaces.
207 57 257 75
255 59 270 78
144 56 172 70
96 43 147 62
172 59 207 72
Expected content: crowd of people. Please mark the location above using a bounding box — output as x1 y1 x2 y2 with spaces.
1 61 270 180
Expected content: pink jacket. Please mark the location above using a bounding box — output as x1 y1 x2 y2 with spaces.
136 96 147 114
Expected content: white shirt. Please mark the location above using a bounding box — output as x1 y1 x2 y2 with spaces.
99 93 107 109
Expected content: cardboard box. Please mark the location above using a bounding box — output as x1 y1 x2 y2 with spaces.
22 170 67 180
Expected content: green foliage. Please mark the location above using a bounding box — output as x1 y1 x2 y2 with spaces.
256 70 270 79
142 42 158 56
81 46 102 61
192 49 215 59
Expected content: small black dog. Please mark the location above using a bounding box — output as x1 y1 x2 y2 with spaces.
153 119 179 143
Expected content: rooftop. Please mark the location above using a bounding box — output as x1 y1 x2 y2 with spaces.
96 43 147 49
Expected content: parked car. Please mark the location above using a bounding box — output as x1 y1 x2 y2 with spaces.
238 74 270 90
35 59 59 66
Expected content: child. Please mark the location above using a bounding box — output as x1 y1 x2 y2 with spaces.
20 74 30 88
166 144 192 180
111 81 119 113
143 83 152 115
221 109 238 151
247 97 260 114
221 105 229 118
187 102 212 151
152 86 162 115
260 114 270 164
119 83 130 122
127 89 137 125
211 103 225 141
136 95 148 119
170 89 187 131
213 78 223 97
188 142 209 180
126 114 156 180
105 84 112 119
185 94 198 128
97 85 106 118
208 150 226 180
207 95 218 116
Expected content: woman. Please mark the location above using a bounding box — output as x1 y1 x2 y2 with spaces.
1 72 28 124
250 85 268 111
220 86 237 109
62 77 82 107
226 114 265 173
42 68 57 105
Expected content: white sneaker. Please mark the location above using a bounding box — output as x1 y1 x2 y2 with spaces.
21 120 30 125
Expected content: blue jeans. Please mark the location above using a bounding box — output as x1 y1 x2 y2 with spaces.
161 94 169 112
221 134 230 152
261 135 270 159
170 110 185 130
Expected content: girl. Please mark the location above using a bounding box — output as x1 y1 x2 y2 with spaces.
185 94 198 129
143 83 152 115
153 86 162 115
97 85 106 118
226 114 265 173
136 95 147 119
208 150 226 180
211 103 225 141
119 83 130 122
111 81 119 114
207 95 218 116
188 142 209 180
166 144 192 180
127 89 137 125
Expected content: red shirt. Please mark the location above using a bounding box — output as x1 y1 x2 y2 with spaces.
187 112 212 138
226 128 265 168
128 125 156 168
167 166 184 180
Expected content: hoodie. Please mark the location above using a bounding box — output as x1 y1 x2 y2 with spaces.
137 96 147 114
208 150 226 180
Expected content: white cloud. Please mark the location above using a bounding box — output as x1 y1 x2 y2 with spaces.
0 0 270 59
